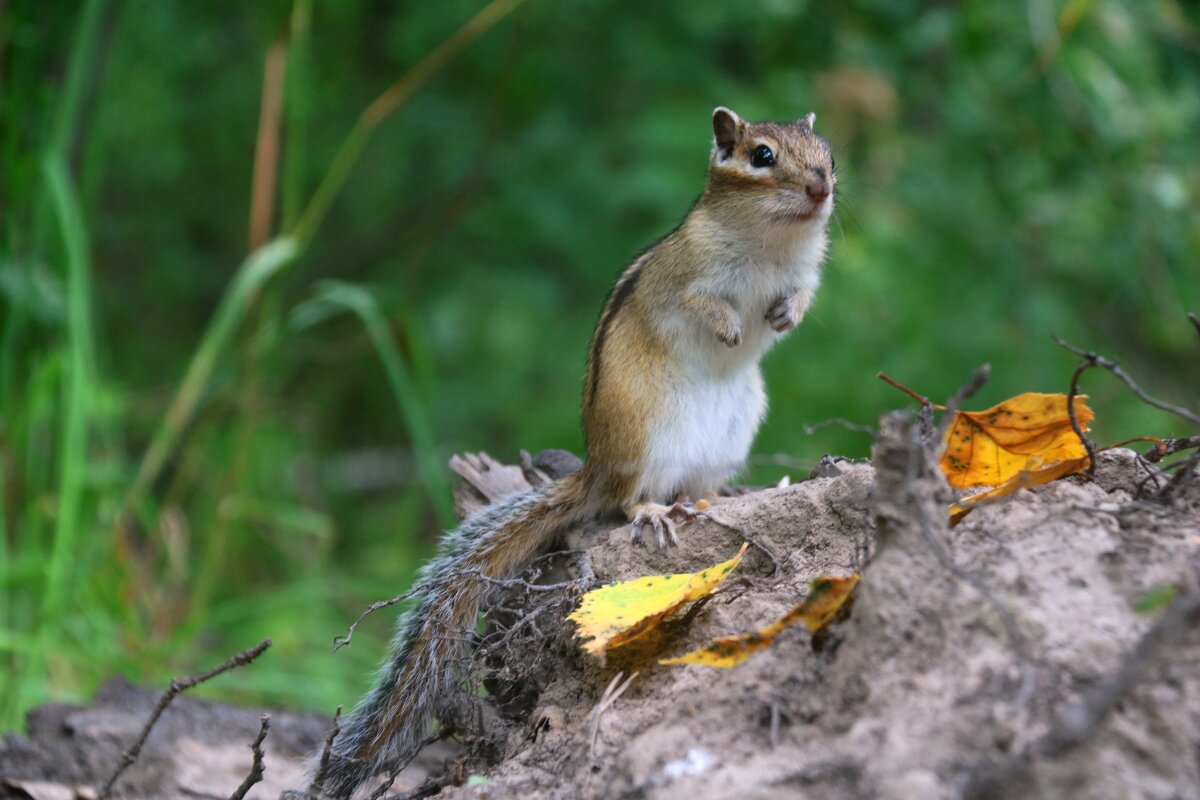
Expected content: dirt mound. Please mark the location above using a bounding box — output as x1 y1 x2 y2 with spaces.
3 418 1198 799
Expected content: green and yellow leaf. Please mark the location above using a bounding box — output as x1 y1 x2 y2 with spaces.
568 543 749 658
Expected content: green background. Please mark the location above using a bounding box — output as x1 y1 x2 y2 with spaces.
2 0 1197 728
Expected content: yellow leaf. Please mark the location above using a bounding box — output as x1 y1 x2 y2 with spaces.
568 543 749 658
660 575 859 668
949 455 1089 526
940 392 1094 489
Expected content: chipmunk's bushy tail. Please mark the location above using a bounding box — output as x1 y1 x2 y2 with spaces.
323 472 591 798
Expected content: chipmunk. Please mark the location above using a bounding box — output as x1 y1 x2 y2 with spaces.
323 106 836 796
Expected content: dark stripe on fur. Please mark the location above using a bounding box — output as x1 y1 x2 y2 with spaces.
586 264 642 411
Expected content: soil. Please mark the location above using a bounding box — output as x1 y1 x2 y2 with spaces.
3 417 1198 800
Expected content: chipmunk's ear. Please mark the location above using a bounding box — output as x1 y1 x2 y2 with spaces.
712 107 745 159
798 112 816 133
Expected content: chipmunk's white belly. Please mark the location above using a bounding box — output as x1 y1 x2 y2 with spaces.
636 367 765 502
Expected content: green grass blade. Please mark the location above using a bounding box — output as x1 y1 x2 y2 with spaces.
121 237 300 523
26 155 95 712
292 282 455 528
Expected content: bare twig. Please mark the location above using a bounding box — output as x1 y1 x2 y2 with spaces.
589 671 639 760
1053 335 1200 428
1158 451 1200 500
1188 312 1199 341
335 553 587 653
304 705 342 799
1063 354 1099 476
935 363 992 442
334 588 420 652
697 510 780 576
1038 590 1200 755
228 714 270 800
365 733 442 800
97 638 272 799
1144 435 1200 463
877 372 941 408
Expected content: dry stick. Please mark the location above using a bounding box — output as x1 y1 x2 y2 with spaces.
876 372 940 408
305 705 342 800
935 363 992 441
1063 354 1099 476
334 588 420 651
1159 450 1200 499
1144 435 1200 463
698 510 780 576
907 370 1036 704
1052 335 1200 428
1038 590 1200 755
365 733 442 800
334 561 586 653
1189 311 1200 340
97 638 272 800
228 714 270 800
589 671 639 760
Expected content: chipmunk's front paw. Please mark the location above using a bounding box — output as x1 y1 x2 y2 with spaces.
629 502 699 549
715 319 743 348
766 291 809 333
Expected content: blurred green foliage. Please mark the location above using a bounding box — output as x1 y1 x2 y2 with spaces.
1 0 1197 729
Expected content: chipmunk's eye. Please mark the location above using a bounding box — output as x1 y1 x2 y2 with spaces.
750 144 775 168
830 154 836 172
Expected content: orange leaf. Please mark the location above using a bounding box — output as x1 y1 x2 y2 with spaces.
949 455 1089 525
940 392 1093 489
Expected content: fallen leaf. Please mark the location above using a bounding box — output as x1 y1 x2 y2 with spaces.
940 393 1094 489
660 575 859 668
569 544 748 658
949 455 1089 525
1133 585 1178 615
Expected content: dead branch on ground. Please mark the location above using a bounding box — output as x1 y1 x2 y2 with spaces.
96 638 272 800
227 713 270 800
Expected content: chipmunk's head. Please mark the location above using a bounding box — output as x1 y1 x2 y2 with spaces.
706 106 835 229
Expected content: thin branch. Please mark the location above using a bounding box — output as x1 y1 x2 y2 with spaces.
697 510 780 576
1053 335 1200 427
589 671 639 760
365 733 442 800
1064 355 1099 476
1158 451 1200 500
877 372 942 408
305 705 342 799
935 363 992 442
1038 590 1200 755
1188 312 1199 341
1143 435 1200 463
909 464 1034 707
333 588 420 652
228 714 270 800
334 557 585 653
97 639 272 799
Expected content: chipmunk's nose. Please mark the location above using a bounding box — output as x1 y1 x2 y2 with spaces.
805 178 831 204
